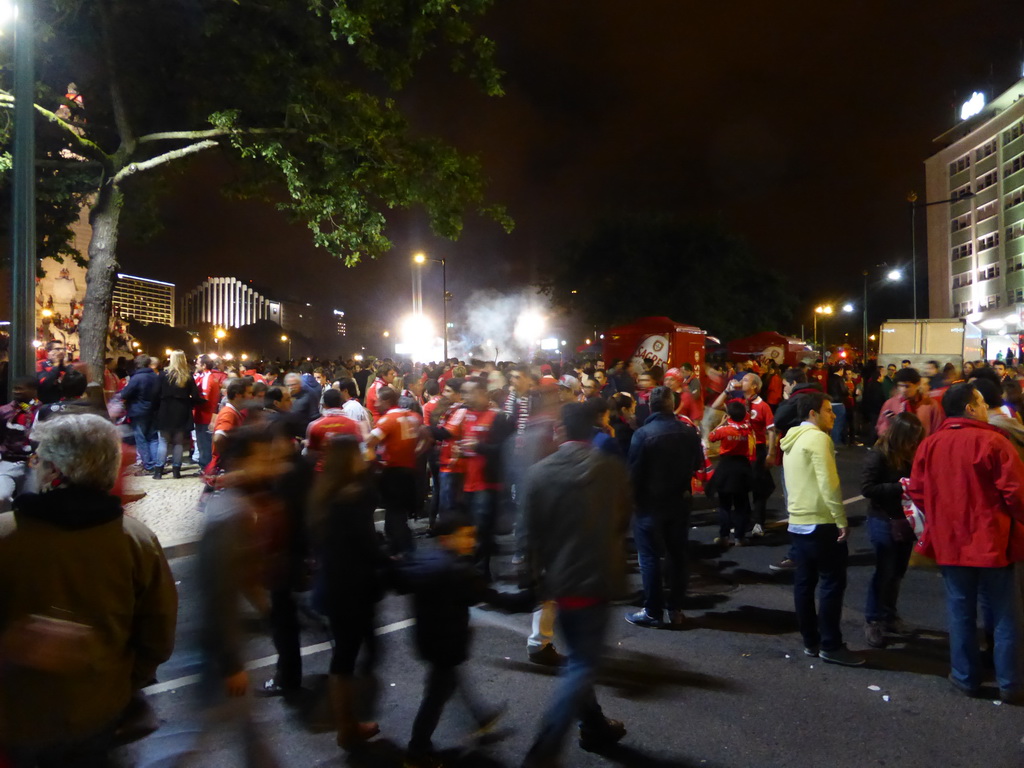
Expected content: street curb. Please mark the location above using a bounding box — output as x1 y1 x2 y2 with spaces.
163 539 200 560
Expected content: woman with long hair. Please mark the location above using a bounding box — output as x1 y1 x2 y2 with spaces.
861 411 925 648
311 436 388 751
154 349 200 479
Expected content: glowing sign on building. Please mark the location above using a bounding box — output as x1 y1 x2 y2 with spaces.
960 92 985 121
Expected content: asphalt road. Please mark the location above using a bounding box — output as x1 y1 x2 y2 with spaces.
120 446 1024 768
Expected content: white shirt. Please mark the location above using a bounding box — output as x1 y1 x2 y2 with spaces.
341 398 372 441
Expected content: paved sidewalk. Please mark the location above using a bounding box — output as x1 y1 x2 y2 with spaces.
123 465 206 554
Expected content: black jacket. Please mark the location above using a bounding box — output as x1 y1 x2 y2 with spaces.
627 412 703 514
120 368 161 421
860 448 907 521
155 373 200 432
773 381 825 436
395 548 533 667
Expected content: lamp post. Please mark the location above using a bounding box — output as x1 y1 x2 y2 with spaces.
8 0 36 383
908 189 974 323
413 251 449 361
861 267 903 359
813 305 833 358
280 334 290 360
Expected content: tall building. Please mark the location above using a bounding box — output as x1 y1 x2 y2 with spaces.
112 273 175 326
180 277 283 329
926 77 1024 354
335 309 347 336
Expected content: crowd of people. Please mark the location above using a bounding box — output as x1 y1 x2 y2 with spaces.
0 340 1022 767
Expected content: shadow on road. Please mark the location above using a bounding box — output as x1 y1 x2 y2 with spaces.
857 631 951 678
690 604 798 636
487 648 738 702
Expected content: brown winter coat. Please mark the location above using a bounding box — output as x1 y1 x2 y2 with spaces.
0 487 177 749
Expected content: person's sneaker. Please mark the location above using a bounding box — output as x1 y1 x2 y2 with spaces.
803 646 819 657
528 644 566 667
734 538 748 547
820 646 866 667
999 688 1023 705
864 621 887 649
713 536 732 547
947 674 981 698
751 524 765 537
578 718 626 752
625 609 663 629
885 617 914 637
667 609 686 628
769 558 796 572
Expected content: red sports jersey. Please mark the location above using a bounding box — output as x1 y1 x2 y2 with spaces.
422 395 442 426
438 406 467 473
708 420 755 460
747 396 774 445
370 407 422 469
306 409 361 471
448 407 500 493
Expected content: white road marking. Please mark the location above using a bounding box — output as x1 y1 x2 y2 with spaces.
144 617 416 695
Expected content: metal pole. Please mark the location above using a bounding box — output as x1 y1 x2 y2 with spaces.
11 0 35 382
441 258 448 362
911 202 917 324
862 270 868 362
813 313 818 357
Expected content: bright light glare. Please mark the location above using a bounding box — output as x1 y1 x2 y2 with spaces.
191 337 200 343
353 354 364 362
30 339 41 348
413 252 426 265
540 337 559 351
0 2 17 29
960 91 985 121
842 303 854 313
224 352 234 360
399 313 441 361
215 328 226 339
887 269 902 281
815 305 834 315
514 309 546 344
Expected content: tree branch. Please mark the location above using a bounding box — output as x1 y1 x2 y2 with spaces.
97 1 135 157
110 140 219 186
0 91 111 163
137 127 297 144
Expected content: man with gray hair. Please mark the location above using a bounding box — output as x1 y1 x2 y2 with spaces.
0 414 177 764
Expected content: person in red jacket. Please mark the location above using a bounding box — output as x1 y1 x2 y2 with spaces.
907 381 1024 704
707 400 754 547
876 367 944 438
193 355 227 469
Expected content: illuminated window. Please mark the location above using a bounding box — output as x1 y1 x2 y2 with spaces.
1006 153 1024 177
1005 120 1024 144
978 264 1000 281
977 170 999 191
949 154 971 176
1010 288 1024 304
951 212 972 232
1007 186 1024 210
978 232 1000 252
952 271 973 288
952 243 973 262
952 182 973 199
976 139 997 162
977 200 999 222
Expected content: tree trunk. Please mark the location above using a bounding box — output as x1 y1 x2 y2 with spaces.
79 183 123 382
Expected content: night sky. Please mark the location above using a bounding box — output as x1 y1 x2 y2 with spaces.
118 1 1024 353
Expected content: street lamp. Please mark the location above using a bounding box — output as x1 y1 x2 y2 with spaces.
861 267 903 360
814 305 833 358
908 190 974 323
7 0 36 385
280 334 291 359
413 252 449 361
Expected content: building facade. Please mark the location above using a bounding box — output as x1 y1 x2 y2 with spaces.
112 273 175 326
180 277 283 329
926 77 1024 355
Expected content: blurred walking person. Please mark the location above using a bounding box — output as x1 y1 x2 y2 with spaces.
521 403 632 766
310 437 389 750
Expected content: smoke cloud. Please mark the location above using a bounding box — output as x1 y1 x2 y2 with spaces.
449 287 552 362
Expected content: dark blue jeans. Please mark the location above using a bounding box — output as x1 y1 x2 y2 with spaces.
941 564 1021 692
526 604 609 762
132 414 159 471
864 515 913 624
791 525 848 652
437 471 464 525
196 425 214 469
468 489 499 581
634 499 691 617
380 466 416 554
